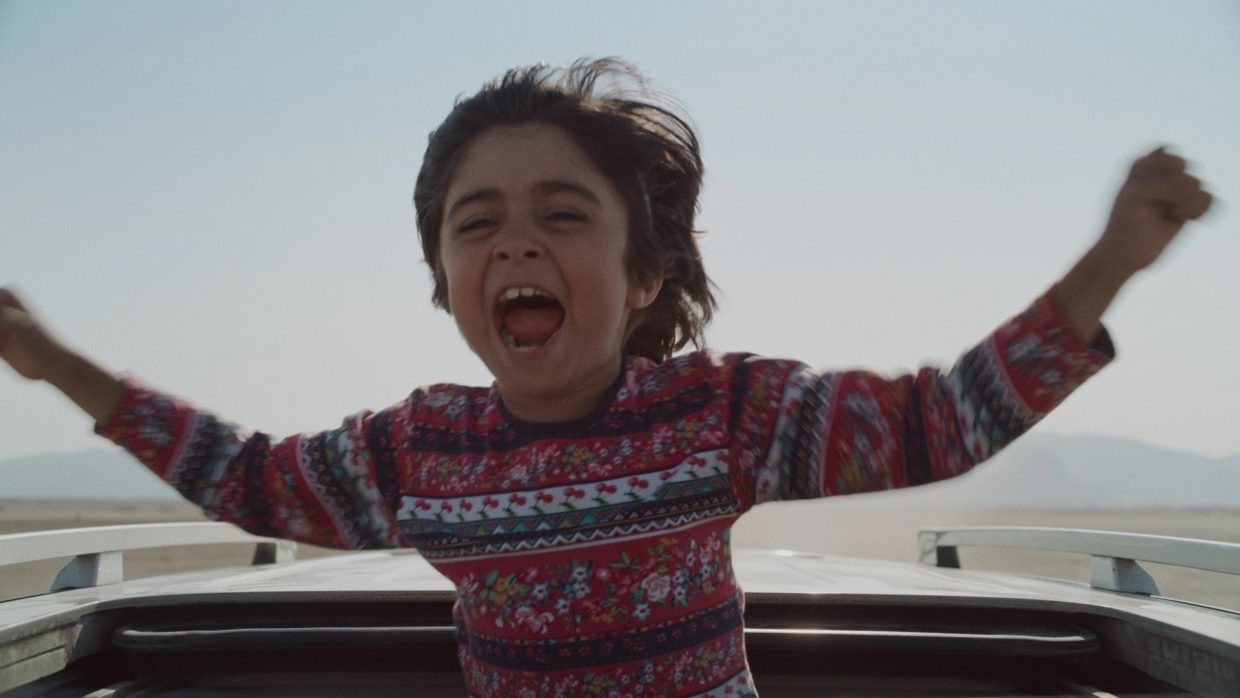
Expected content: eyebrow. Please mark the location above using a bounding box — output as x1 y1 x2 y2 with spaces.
445 179 603 220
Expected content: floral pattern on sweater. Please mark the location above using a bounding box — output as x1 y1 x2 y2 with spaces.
97 292 1112 697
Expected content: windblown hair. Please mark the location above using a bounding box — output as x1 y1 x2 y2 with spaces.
413 58 715 362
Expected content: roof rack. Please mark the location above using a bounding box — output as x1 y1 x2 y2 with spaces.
0 522 295 592
919 526 1240 596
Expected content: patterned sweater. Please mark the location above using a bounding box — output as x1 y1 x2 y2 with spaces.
98 293 1111 697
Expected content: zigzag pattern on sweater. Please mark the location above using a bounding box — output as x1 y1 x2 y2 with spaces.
405 489 736 559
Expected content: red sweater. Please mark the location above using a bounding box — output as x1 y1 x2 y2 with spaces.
99 293 1111 697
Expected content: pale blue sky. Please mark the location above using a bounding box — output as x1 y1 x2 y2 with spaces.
2 1 1238 462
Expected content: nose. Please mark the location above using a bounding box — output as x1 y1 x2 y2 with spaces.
493 227 543 262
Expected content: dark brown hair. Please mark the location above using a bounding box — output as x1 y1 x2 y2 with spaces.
413 58 715 362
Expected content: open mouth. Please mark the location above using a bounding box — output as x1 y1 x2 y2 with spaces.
494 286 565 352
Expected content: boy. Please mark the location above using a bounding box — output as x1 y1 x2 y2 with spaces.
0 60 1212 697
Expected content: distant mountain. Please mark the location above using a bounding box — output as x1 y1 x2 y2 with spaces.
913 432 1240 508
0 433 1236 506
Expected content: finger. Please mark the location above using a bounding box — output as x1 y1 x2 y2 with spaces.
1164 175 1211 221
1133 172 1212 222
0 287 28 312
0 304 29 331
1131 170 1197 200
1168 186 1212 222
0 305 21 346
1130 147 1187 177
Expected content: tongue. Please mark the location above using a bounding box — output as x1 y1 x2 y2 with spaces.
503 307 564 345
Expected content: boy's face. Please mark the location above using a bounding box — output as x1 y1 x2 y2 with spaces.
438 124 661 422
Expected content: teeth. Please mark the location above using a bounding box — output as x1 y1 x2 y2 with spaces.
497 287 557 353
501 329 544 351
499 287 551 303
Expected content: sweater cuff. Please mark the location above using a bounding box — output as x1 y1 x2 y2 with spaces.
93 374 145 439
1040 288 1117 361
93 375 191 475
991 291 1115 417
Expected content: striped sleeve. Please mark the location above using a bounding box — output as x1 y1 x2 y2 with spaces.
95 381 406 550
730 291 1114 509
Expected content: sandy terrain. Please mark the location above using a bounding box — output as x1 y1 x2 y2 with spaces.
2 499 1237 610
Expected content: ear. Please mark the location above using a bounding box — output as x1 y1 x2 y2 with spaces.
627 275 663 310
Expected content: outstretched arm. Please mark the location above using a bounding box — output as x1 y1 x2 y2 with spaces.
734 147 1213 507
0 287 124 424
1053 147 1212 341
0 286 404 550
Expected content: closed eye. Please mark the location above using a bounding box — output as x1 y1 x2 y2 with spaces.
459 217 496 233
547 210 586 223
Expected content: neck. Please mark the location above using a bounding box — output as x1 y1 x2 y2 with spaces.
498 361 623 424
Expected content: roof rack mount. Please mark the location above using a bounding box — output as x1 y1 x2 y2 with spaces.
0 522 295 592
919 526 1240 596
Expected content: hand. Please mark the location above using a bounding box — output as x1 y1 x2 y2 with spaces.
1 286 124 422
1095 147 1213 275
0 287 72 381
1053 147 1213 342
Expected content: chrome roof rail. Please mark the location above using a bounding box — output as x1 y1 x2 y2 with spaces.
0 522 295 592
919 526 1240 596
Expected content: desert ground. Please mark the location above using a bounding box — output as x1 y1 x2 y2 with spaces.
2 498 1237 610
